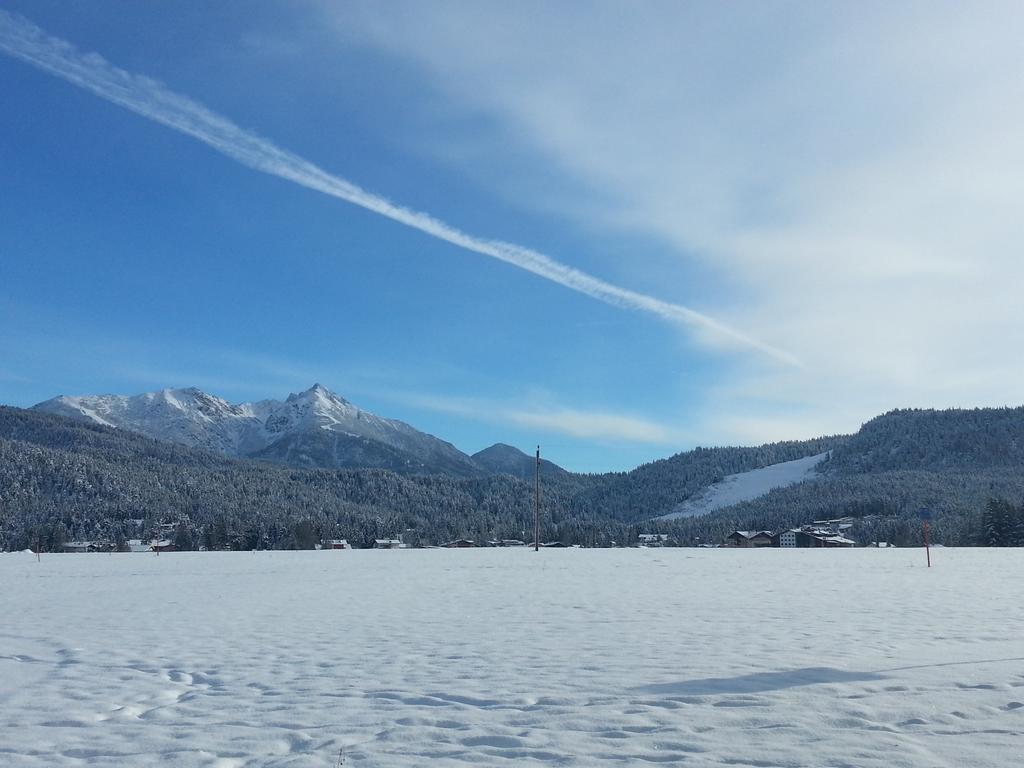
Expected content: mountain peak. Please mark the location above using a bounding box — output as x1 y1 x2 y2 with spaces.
286 383 349 405
475 442 527 458
472 443 567 477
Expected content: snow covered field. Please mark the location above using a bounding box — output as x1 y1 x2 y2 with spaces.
2 549 1022 767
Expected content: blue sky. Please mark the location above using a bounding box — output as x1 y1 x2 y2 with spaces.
2 2 1023 472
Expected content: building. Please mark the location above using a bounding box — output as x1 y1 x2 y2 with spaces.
62 541 101 553
724 531 774 548
813 517 856 533
775 526 856 548
323 539 350 550
442 539 477 548
373 539 402 549
811 533 857 548
638 533 669 547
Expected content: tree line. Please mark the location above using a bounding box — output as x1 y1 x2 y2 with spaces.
5 405 1024 550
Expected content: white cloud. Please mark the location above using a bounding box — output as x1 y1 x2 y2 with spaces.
384 391 683 445
0 371 33 384
324 0 1024 440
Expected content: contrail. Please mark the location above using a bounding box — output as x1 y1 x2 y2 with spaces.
0 10 800 367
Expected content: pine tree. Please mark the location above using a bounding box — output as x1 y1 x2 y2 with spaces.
982 497 1014 546
173 522 192 551
1011 501 1024 547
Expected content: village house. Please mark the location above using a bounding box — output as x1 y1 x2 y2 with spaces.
62 540 102 553
373 539 402 549
724 530 774 548
806 532 857 547
773 526 857 548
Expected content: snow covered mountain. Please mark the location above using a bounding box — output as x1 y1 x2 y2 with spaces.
33 384 484 477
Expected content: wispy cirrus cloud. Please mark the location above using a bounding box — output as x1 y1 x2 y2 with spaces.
383 391 682 445
325 1 1024 439
0 371 33 384
0 9 798 367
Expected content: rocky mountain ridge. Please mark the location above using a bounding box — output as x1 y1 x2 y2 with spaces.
34 384 553 477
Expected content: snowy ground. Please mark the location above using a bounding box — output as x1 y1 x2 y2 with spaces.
657 452 828 520
2 548 1022 767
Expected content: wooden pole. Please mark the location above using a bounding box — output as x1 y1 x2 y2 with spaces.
919 508 932 568
534 446 540 552
924 520 931 568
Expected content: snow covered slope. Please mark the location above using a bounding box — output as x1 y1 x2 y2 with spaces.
2 548 1021 768
657 451 828 519
33 384 482 476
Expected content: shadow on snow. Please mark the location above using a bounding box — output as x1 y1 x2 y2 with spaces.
633 667 887 696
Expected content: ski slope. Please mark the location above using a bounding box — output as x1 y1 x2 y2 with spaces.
657 451 828 520
2 548 1023 767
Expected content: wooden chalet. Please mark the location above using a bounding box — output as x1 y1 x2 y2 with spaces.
724 530 774 548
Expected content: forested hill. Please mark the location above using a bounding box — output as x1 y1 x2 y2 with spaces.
0 407 601 551
0 407 838 549
568 437 846 523
4 405 1024 550
665 407 1024 547
826 406 1024 473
